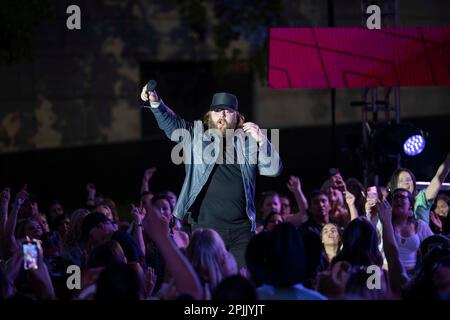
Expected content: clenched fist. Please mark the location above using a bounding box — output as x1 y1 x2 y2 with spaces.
243 122 264 143
141 84 159 103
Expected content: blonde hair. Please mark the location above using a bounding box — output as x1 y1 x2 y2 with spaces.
66 208 90 245
202 111 245 129
185 228 231 290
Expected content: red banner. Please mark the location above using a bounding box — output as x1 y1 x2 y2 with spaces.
268 27 450 88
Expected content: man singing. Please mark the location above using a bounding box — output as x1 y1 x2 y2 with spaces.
141 83 282 267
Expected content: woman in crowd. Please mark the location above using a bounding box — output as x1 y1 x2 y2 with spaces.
387 153 450 225
51 214 70 244
185 228 237 298
152 193 189 248
263 211 284 232
321 223 341 263
246 223 326 300
390 188 433 274
321 177 350 229
2 153 450 301
64 208 90 266
332 216 383 268
430 194 450 234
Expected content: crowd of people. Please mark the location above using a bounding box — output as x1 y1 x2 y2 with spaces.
1 152 449 300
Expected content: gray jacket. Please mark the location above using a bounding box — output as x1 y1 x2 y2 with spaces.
147 100 282 231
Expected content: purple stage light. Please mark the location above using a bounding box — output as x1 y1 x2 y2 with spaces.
403 134 426 156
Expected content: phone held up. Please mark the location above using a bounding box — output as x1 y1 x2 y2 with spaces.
23 241 39 270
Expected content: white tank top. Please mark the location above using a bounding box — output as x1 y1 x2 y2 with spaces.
396 233 420 269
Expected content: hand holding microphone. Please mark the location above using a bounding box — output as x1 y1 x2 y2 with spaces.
140 80 159 103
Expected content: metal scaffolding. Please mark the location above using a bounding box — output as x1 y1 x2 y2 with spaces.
356 0 401 187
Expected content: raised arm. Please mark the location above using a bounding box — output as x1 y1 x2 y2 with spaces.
86 183 96 209
284 176 308 227
287 176 308 213
0 188 11 259
425 153 450 201
414 153 450 224
142 202 201 299
29 239 56 299
4 185 28 256
0 188 10 234
141 84 193 141
131 204 146 256
140 167 156 195
331 173 359 221
377 200 409 297
344 191 359 221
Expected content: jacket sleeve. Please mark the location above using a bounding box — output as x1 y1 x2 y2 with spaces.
145 100 194 142
257 138 283 177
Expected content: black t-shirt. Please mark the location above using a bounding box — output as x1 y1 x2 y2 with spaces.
298 218 323 239
190 139 247 228
298 219 329 285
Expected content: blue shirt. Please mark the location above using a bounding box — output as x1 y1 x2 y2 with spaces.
257 283 327 300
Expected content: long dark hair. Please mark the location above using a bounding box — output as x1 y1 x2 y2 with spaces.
392 188 416 226
152 193 176 230
387 168 417 195
246 223 307 287
263 211 284 230
439 194 450 236
403 240 450 300
332 217 383 267
346 177 366 216
95 263 141 300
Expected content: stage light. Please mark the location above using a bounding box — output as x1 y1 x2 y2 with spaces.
403 134 426 156
370 124 427 157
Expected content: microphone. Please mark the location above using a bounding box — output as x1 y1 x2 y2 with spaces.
146 80 157 93
142 80 158 109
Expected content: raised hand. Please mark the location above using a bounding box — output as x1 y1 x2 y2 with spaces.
140 85 159 103
140 85 149 102
143 167 157 182
131 203 146 224
331 174 347 192
149 91 159 103
142 202 169 243
286 176 301 194
243 122 264 143
1 187 11 206
377 200 392 224
27 237 56 299
344 190 356 207
86 183 96 195
365 197 378 215
14 184 28 208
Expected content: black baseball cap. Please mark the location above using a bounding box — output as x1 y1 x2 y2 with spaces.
80 212 110 241
210 92 238 112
